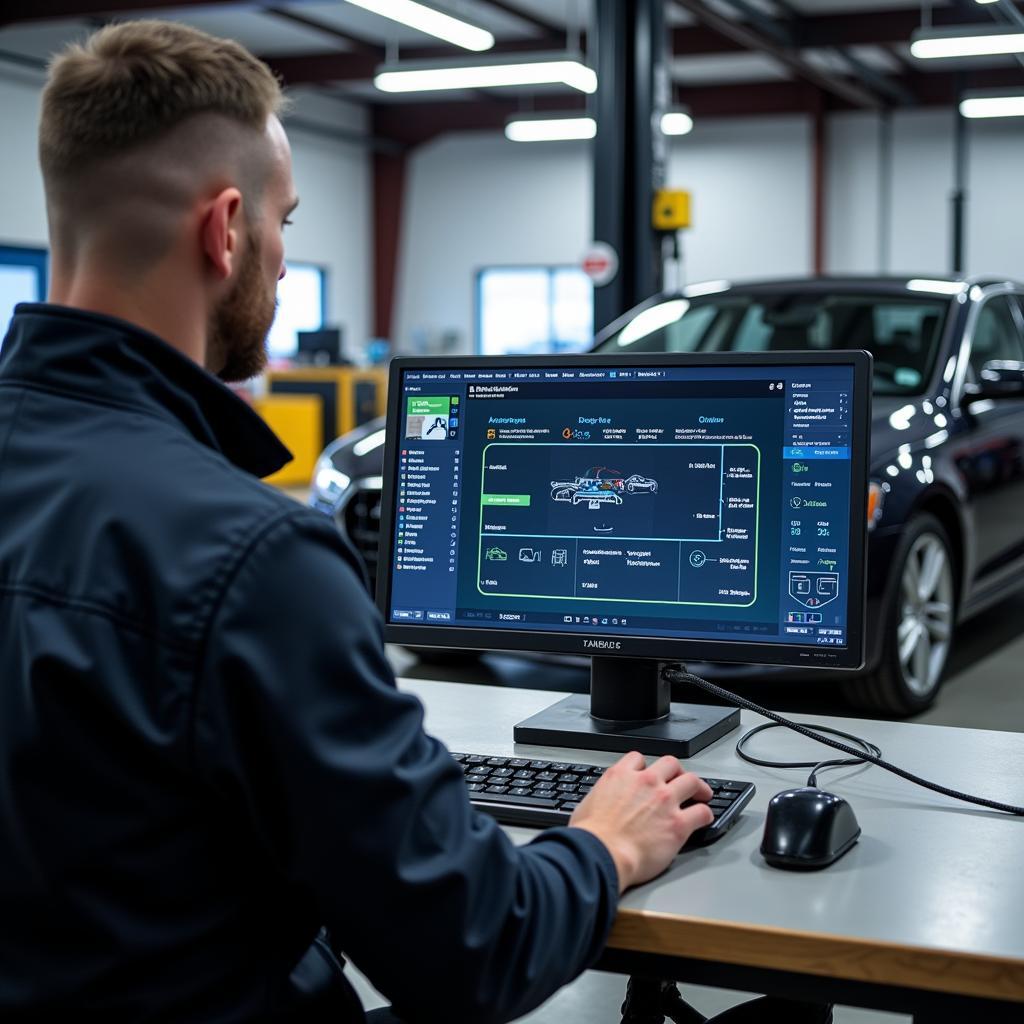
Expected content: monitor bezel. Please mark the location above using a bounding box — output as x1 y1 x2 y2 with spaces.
376 351 872 672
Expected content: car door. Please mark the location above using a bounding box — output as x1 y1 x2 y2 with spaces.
954 293 1024 584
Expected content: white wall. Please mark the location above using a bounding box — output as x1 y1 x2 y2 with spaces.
393 132 592 355
828 107 1024 281
0 71 372 357
394 115 814 353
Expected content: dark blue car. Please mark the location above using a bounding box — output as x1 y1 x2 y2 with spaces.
311 276 1024 715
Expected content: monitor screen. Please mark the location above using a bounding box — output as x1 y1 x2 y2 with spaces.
377 352 871 671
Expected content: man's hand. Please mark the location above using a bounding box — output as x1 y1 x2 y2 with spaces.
569 752 714 892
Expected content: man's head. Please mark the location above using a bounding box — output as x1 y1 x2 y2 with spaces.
40 20 297 381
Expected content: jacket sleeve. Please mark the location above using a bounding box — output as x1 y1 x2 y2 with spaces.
192 509 619 1024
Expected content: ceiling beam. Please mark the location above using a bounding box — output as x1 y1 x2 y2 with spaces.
671 7 991 56
673 0 882 108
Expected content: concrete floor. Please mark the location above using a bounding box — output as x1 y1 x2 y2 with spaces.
358 591 1024 1024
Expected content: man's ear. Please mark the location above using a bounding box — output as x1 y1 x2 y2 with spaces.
200 187 244 282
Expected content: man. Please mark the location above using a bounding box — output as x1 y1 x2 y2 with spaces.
0 21 828 1024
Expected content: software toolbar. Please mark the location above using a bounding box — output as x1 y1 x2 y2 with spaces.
388 365 855 649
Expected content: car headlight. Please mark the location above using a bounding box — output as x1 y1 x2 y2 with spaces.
312 457 351 503
867 481 885 531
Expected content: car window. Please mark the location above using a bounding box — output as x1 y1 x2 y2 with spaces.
969 297 1024 376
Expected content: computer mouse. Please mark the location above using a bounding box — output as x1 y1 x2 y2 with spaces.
760 787 861 870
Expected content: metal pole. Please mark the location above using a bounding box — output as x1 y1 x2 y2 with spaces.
592 0 667 333
951 73 968 275
878 108 893 274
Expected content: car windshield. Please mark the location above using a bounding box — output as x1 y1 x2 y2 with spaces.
595 291 951 396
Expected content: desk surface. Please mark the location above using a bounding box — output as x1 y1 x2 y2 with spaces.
399 677 1024 1004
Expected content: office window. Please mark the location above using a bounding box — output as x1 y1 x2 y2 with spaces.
478 266 594 356
0 245 48 350
267 262 326 359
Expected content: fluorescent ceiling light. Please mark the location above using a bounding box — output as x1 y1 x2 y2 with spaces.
975 0 1000 5
960 90 1024 118
506 115 596 142
661 110 694 136
906 279 965 295
910 25 1024 59
617 300 690 347
375 53 597 93
343 0 494 51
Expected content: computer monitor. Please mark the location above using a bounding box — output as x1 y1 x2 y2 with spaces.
296 327 345 365
377 352 872 757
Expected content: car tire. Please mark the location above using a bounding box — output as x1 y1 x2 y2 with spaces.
844 512 956 716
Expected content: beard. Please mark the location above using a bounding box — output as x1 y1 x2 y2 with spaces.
208 233 277 384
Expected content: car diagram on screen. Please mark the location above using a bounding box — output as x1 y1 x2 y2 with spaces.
478 442 761 609
550 467 658 509
789 571 840 608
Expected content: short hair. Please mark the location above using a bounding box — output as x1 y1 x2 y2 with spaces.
40 19 284 185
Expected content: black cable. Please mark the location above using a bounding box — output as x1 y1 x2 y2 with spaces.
662 666 1024 817
736 720 881 788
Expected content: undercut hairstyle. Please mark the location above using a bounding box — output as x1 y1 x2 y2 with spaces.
40 19 284 184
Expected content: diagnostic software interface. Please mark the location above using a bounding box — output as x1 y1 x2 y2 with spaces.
386 362 857 650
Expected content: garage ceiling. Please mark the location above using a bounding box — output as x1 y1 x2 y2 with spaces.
2 0 1023 146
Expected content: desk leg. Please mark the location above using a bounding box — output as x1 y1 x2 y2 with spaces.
620 977 706 1024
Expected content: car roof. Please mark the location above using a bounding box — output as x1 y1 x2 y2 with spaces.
592 274 1024 348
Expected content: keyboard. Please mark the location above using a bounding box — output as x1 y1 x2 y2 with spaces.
452 752 756 850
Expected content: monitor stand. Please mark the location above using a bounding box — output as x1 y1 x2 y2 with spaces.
513 657 740 758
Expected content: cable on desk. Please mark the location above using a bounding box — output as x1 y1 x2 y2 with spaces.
662 666 1024 817
735 721 881 788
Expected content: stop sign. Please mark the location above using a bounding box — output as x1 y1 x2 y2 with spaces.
581 242 619 287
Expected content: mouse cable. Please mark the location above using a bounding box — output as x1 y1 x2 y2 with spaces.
735 720 881 789
661 666 1024 817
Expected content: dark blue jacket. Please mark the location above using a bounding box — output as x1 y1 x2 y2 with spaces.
0 305 618 1023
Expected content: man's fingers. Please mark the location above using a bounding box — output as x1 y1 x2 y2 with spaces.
679 801 715 832
647 755 685 783
666 770 713 804
614 750 646 772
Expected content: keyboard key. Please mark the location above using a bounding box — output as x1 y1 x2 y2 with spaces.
466 755 488 764
534 782 555 792
466 782 485 792
468 766 491 776
529 761 552 769
487 757 509 766
570 764 591 773
472 792 560 810
549 763 571 771
720 781 748 792
581 776 602 785
556 782 578 793
559 801 581 812
709 798 733 809
509 787 532 796
491 767 514 778
509 759 530 768
451 753 468 762
536 772 557 782
512 769 536 780
557 773 578 782
486 785 510 794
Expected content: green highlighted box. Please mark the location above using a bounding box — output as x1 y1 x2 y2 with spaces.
482 494 531 507
407 396 451 417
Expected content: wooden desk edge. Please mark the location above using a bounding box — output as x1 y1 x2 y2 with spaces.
608 909 1024 1003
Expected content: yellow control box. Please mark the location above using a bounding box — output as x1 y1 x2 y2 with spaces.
652 189 691 231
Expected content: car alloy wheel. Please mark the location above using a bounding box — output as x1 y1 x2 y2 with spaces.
897 532 955 699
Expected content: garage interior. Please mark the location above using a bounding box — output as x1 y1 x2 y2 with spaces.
2 1 1023 1022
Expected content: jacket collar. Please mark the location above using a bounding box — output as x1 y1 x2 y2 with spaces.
0 303 291 479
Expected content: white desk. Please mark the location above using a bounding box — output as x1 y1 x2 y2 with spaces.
401 677 1024 1023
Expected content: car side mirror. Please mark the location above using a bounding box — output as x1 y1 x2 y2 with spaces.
968 360 1024 400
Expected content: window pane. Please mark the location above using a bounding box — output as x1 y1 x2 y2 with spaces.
551 268 593 353
970 298 1024 373
267 263 325 359
0 267 40 345
479 268 551 356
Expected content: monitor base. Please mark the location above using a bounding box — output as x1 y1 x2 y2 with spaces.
513 695 740 758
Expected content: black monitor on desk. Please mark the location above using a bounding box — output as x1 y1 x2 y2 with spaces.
376 352 872 757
